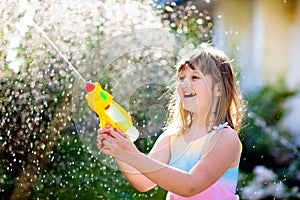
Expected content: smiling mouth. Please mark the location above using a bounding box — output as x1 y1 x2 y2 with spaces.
184 92 196 98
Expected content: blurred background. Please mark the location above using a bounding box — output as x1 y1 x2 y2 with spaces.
1 0 299 199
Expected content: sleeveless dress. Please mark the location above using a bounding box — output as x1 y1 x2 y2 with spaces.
166 123 241 200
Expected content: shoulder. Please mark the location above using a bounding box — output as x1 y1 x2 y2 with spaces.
150 131 172 150
217 127 240 148
148 131 173 163
213 127 241 157
155 129 183 143
218 126 239 139
218 127 239 140
201 127 240 158
201 127 241 167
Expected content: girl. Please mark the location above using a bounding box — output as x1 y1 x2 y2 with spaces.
97 44 245 199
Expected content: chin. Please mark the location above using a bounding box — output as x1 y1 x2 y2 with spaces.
182 104 199 113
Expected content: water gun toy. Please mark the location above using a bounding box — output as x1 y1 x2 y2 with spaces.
31 21 139 142
84 82 139 142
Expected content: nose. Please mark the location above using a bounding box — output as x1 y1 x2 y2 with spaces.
181 77 191 87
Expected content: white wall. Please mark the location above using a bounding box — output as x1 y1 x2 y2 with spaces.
213 0 264 92
282 0 300 145
213 0 300 143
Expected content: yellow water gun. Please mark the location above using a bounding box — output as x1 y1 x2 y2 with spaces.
31 20 139 141
84 82 139 142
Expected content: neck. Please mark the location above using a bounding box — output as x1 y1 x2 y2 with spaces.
190 113 208 133
184 115 210 142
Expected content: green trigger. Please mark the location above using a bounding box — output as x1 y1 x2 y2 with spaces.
99 91 107 100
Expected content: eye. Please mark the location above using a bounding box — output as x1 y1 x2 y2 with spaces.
178 75 185 81
192 75 201 80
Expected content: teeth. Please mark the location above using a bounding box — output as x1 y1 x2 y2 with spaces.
184 92 196 98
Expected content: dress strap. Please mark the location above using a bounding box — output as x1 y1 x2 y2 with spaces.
213 122 229 130
213 122 243 152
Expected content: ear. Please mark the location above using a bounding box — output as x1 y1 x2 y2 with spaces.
214 83 222 97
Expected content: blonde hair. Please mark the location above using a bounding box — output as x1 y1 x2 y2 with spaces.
164 45 245 135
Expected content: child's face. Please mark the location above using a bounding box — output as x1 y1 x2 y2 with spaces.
177 67 213 115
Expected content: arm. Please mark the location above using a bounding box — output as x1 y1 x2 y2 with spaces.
101 128 241 197
97 128 171 192
114 159 154 192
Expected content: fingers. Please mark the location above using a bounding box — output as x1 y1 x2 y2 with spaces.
97 127 123 138
96 127 129 156
98 142 111 155
96 129 113 151
109 127 124 139
97 132 114 144
97 127 110 135
110 127 130 141
97 134 113 154
97 141 102 149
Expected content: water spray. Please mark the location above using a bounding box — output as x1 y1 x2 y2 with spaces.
29 16 139 142
32 21 87 83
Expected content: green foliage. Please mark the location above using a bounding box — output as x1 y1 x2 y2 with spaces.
31 130 167 200
157 1 213 45
0 61 73 198
247 83 297 126
239 82 299 198
240 83 298 169
1 1 300 199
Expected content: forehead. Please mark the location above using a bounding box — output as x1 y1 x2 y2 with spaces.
179 67 200 76
178 61 194 72
178 62 202 75
178 63 214 84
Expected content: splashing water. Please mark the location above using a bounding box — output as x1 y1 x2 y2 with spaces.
13 0 87 83
72 28 181 170
0 0 219 199
31 21 87 83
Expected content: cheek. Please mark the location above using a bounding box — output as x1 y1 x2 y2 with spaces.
177 85 184 98
174 88 182 103
195 84 213 104
193 82 209 94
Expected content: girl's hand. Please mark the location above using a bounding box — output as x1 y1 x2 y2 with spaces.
97 127 140 162
96 127 111 150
